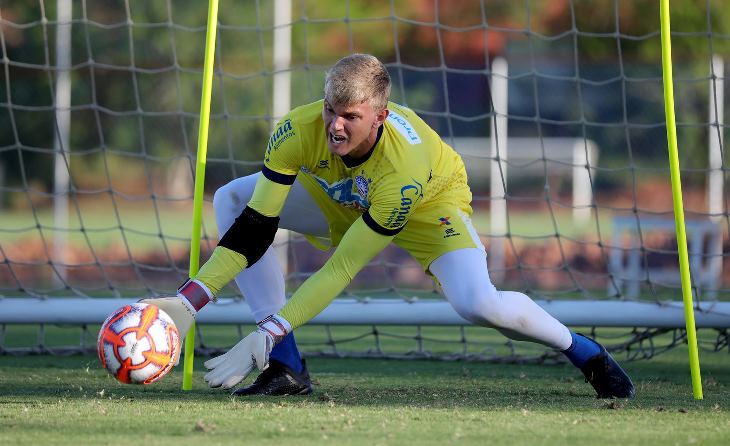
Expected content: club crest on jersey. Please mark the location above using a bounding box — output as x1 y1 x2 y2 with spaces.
354 175 369 199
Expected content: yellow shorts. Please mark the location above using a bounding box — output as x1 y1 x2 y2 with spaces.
297 173 481 270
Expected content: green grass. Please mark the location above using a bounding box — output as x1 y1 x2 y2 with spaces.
1 333 729 445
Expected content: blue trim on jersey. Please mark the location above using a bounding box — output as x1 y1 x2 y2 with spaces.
363 211 403 236
262 166 297 185
341 125 384 168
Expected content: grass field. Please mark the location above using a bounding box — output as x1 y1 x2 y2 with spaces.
3 201 729 445
1 336 729 445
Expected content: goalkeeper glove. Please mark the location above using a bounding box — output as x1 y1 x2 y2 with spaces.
139 278 214 345
203 314 291 389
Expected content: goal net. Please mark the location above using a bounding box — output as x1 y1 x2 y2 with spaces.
1 0 729 360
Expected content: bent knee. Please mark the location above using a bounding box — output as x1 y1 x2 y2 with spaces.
450 288 509 328
213 175 259 232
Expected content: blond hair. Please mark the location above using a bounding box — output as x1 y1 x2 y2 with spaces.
324 54 391 112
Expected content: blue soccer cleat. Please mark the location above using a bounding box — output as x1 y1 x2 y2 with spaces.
579 336 636 399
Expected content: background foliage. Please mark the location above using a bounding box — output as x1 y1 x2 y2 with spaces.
1 0 728 197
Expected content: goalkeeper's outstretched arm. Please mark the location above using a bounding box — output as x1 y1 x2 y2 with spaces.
203 216 394 388
279 216 393 328
141 174 292 341
195 173 293 294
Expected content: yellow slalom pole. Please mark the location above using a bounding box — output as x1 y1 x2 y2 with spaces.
659 0 703 400
183 0 220 391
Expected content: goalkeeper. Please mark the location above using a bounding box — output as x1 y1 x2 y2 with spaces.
147 54 634 398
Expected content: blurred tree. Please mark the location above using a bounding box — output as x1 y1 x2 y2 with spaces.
0 0 727 197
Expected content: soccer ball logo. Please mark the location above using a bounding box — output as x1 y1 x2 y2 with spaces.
97 303 180 385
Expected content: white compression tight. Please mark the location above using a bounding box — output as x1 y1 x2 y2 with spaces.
214 172 573 350
212 172 329 322
430 248 572 350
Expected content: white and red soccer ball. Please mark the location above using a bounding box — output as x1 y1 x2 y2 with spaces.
97 303 180 385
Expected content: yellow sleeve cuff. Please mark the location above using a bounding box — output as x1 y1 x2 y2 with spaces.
194 246 248 295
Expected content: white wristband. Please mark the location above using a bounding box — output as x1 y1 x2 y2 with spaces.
257 314 292 345
177 278 214 312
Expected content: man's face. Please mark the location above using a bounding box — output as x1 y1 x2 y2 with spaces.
322 98 387 158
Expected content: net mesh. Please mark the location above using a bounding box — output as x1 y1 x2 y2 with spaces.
0 0 728 357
